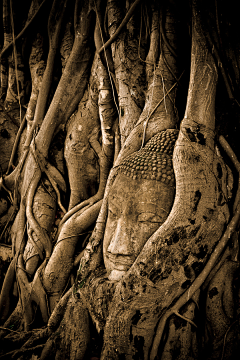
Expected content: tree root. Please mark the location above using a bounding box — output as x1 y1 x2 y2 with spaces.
63 51 116 222
43 200 102 312
27 227 43 261
46 175 66 214
64 88 101 211
30 0 69 132
40 294 90 360
0 255 17 324
112 25 182 166
219 135 240 211
0 326 20 334
150 136 240 360
94 0 115 74
160 6 177 59
34 0 95 157
0 202 18 243
56 188 103 240
23 168 57 274
30 139 65 226
171 309 197 328
16 257 49 330
0 177 14 205
150 202 239 359
98 0 142 54
140 77 182 148
31 133 66 192
145 2 160 76
18 327 49 350
204 256 239 359
55 203 92 241
25 169 52 259
221 316 240 360
6 115 26 175
47 287 72 331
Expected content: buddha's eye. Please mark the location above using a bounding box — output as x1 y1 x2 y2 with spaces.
137 213 162 223
108 205 119 218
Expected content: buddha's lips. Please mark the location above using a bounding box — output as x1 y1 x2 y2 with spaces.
106 252 134 268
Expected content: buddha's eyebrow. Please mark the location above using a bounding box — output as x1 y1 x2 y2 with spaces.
108 193 122 209
137 202 157 213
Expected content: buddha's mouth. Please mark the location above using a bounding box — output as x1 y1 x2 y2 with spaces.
106 252 134 271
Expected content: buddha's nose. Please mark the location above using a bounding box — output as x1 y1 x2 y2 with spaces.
107 218 132 256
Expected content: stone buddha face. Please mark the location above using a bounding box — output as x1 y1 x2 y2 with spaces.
103 129 178 281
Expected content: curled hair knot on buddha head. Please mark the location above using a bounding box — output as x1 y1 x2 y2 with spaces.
118 129 179 186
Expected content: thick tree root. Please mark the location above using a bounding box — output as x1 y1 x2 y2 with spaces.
6 114 26 175
16 257 49 330
43 200 102 313
150 200 240 359
219 135 240 211
40 294 90 360
0 255 17 324
47 287 72 331
25 169 52 259
64 68 101 211
29 0 69 132
204 256 239 360
98 0 142 54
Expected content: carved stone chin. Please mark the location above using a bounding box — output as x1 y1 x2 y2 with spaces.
108 269 127 281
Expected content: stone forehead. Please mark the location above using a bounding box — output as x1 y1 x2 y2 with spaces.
119 129 179 186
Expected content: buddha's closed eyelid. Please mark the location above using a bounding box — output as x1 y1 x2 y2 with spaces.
137 212 162 223
108 203 120 217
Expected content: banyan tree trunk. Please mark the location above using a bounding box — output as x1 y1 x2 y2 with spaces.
100 1 233 359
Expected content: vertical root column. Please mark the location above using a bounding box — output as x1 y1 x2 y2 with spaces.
24 177 57 276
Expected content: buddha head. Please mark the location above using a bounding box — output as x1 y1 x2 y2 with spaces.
103 129 178 281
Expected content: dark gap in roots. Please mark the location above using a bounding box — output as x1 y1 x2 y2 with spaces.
0 129 10 139
89 318 103 359
192 190 201 213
